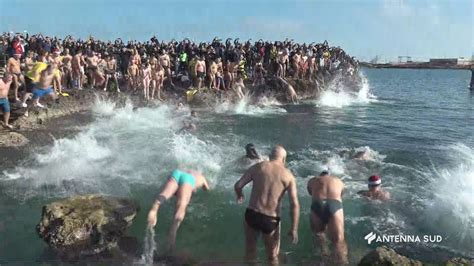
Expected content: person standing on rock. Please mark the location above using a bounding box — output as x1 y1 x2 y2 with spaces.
307 171 348 265
234 145 299 265
147 169 210 251
0 73 13 129
32 65 57 108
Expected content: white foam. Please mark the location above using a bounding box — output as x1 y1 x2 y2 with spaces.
138 227 157 265
317 72 377 108
215 93 286 115
1 100 228 198
422 143 474 247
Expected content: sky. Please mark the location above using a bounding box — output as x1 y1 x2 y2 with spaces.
1 0 472 61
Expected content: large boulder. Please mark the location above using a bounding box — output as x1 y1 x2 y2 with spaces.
37 194 139 259
358 246 423 266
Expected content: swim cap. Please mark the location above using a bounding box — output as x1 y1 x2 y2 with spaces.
368 175 381 186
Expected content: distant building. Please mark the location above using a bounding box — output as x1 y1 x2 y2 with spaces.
429 58 473 66
398 56 412 63
457 57 473 66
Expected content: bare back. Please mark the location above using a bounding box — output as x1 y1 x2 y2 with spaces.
307 175 344 201
246 161 294 217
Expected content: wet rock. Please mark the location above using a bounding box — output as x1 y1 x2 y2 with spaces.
359 247 473 266
358 246 423 266
37 194 139 259
0 131 29 147
444 258 473 266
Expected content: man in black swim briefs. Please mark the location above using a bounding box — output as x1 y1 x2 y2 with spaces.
307 171 348 265
234 145 299 265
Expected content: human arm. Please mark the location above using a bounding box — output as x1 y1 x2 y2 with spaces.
147 196 163 228
201 176 210 191
306 178 313 196
234 169 254 203
287 176 300 244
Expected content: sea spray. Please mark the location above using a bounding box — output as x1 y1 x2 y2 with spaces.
141 226 157 265
317 72 376 108
215 93 286 115
421 143 474 253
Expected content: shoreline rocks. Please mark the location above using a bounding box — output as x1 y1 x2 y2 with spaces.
359 246 472 266
37 194 139 260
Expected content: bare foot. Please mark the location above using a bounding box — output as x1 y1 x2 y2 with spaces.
3 124 13 130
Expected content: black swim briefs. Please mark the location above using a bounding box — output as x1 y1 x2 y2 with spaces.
245 208 280 234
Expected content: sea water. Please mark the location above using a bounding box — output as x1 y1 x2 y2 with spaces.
0 69 472 264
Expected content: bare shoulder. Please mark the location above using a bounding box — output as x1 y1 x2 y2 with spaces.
333 175 344 184
247 161 263 174
282 167 296 184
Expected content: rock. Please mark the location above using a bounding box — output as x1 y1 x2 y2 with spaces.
358 246 423 266
359 246 473 266
0 131 29 147
444 258 473 266
37 194 139 259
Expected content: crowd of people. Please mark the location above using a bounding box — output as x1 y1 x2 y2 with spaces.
147 144 389 265
0 32 359 129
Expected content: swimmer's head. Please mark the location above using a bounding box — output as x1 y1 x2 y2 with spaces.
190 110 197 117
368 175 381 187
245 143 260 160
270 145 287 163
320 171 329 176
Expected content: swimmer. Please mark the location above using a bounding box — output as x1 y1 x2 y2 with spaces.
277 77 298 103
357 175 390 201
147 169 210 251
307 171 348 265
0 73 14 129
103 53 120 92
353 150 372 161
234 145 299 265
141 60 152 100
194 56 206 89
177 122 197 133
234 76 245 99
7 54 23 101
239 143 267 168
32 66 57 108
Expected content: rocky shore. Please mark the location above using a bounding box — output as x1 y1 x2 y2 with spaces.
359 246 472 266
0 72 362 148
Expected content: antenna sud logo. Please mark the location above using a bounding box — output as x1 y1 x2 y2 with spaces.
364 232 443 245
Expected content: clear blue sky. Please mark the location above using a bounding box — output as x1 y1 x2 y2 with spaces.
1 0 472 61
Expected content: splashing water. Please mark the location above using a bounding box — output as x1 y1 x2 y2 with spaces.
421 143 474 251
1 101 228 199
317 72 377 108
139 227 157 265
215 93 286 115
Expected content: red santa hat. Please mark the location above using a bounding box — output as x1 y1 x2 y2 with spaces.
368 175 381 186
